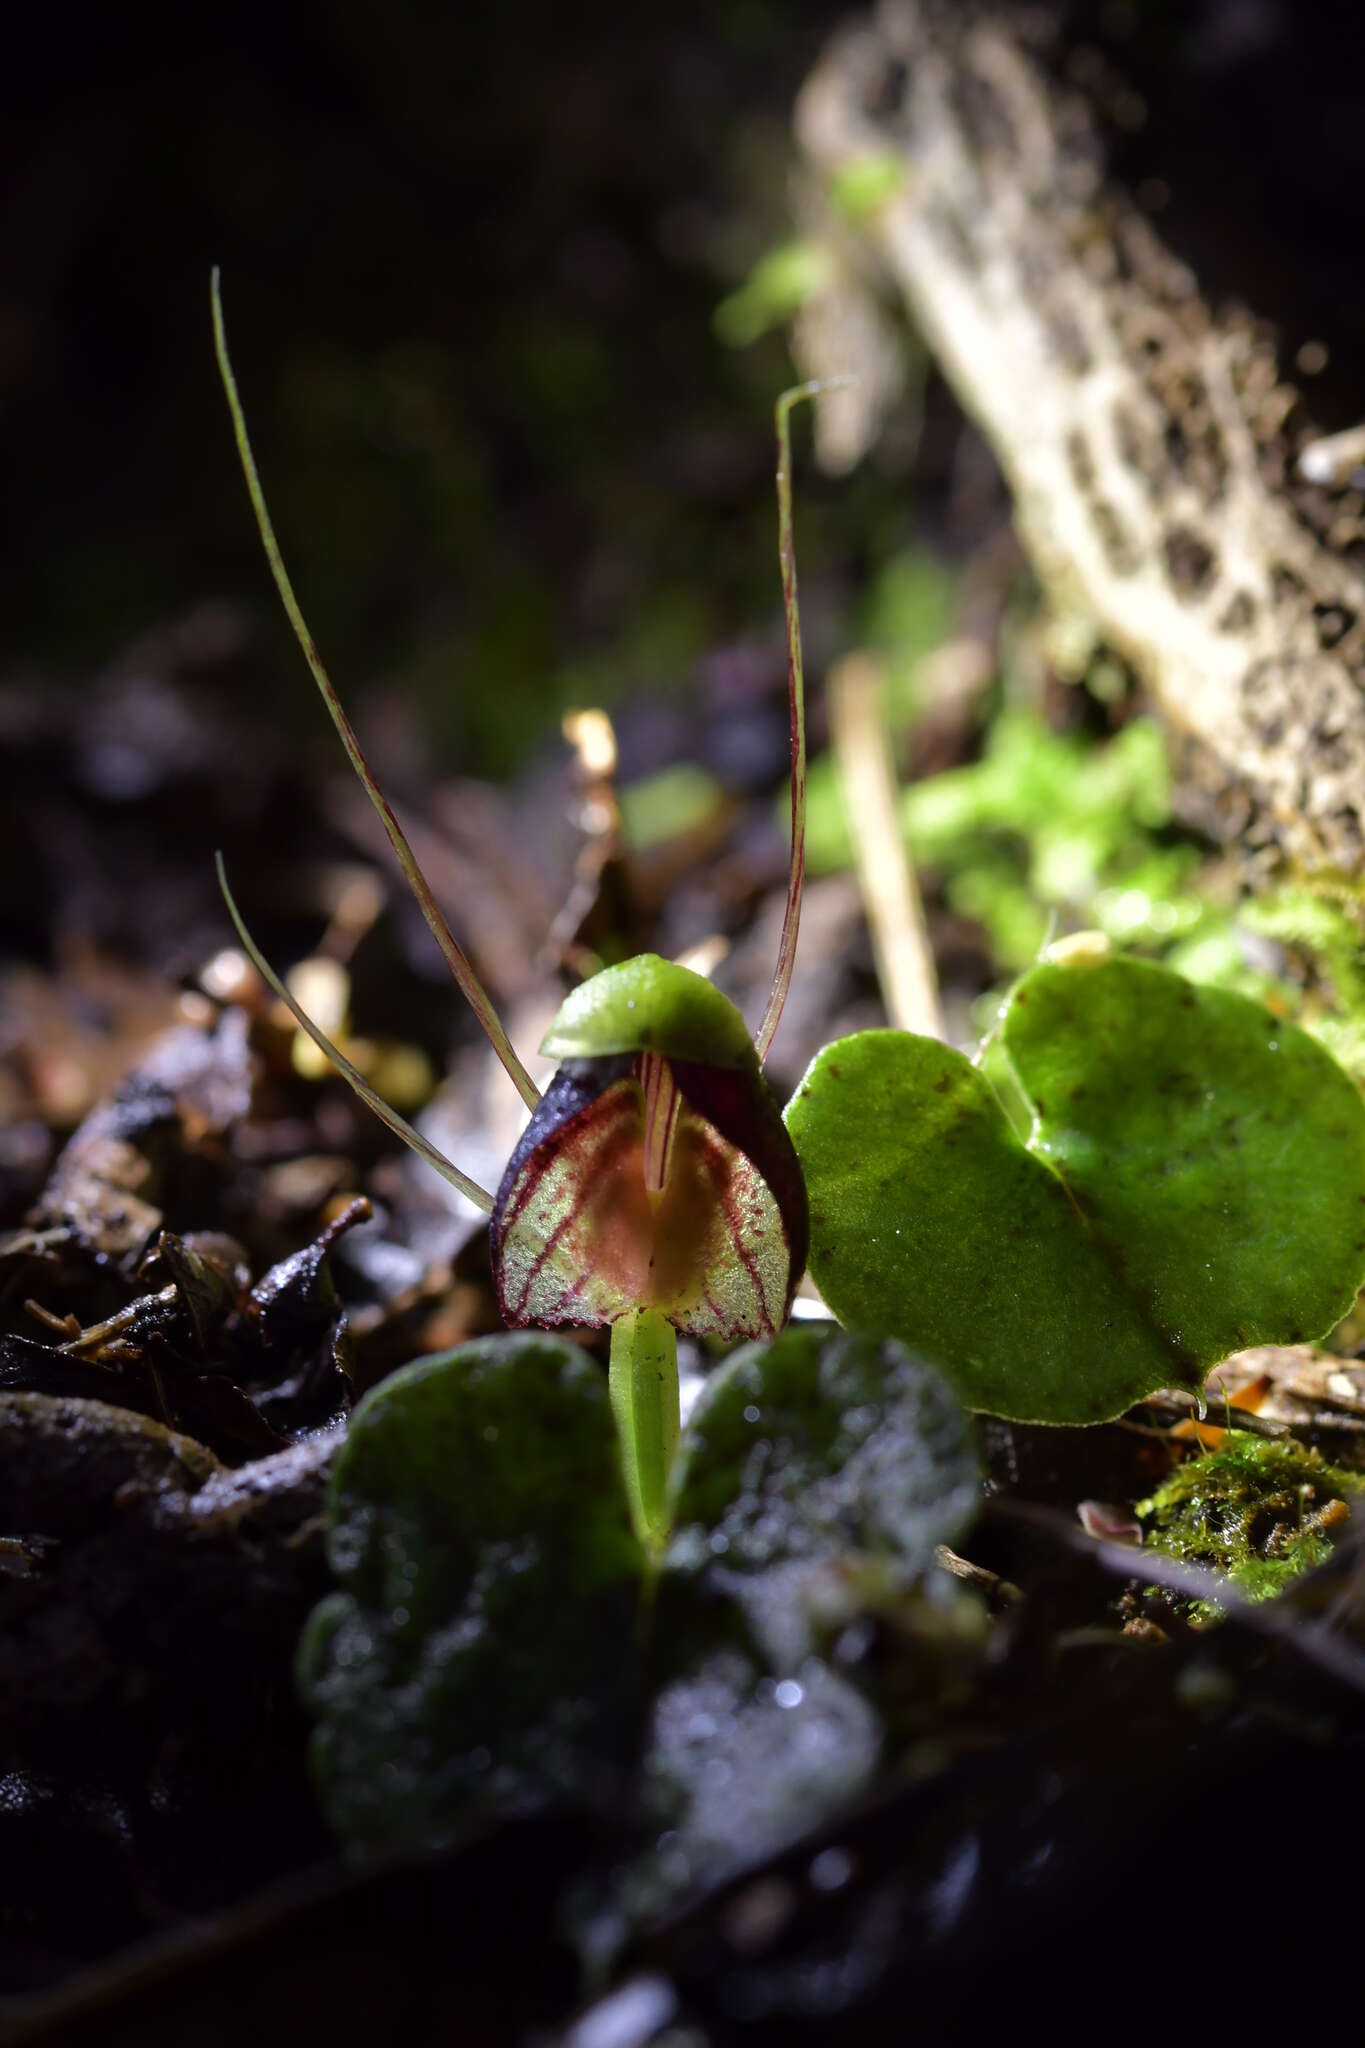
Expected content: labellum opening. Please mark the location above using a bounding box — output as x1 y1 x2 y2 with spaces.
491 1048 808 1343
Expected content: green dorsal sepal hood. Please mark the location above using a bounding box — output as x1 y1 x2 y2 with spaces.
540 955 760 1070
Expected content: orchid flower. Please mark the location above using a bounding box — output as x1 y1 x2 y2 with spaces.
211 270 838 1545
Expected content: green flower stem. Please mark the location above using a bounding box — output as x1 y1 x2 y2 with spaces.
609 1308 680 1551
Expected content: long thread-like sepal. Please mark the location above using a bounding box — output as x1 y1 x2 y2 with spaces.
754 377 853 1065
210 268 540 1111
216 853 495 1213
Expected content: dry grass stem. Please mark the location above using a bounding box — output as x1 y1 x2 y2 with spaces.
828 649 944 1040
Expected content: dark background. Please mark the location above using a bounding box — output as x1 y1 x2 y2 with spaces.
3 0 868 776
5 0 1365 765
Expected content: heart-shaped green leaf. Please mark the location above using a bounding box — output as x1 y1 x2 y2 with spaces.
297 1334 644 1852
786 953 1365 1423
1002 954 1365 1363
642 1323 977 1898
667 1321 978 1605
639 1648 883 1906
297 1325 979 1871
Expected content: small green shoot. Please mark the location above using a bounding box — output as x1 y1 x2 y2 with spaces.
713 241 833 350
827 153 906 222
610 1307 680 1550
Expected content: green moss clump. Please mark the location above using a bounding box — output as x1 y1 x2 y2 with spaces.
1139 1435 1364 1614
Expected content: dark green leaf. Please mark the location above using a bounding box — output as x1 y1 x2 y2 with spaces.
668 1322 978 1596
634 1324 978 1902
298 1324 980 1882
297 1334 644 1852
639 1648 882 1906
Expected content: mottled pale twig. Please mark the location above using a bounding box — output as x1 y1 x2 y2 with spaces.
216 854 495 1212
754 376 855 1066
210 268 539 1111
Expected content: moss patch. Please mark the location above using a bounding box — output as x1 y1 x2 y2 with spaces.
1139 1435 1365 1612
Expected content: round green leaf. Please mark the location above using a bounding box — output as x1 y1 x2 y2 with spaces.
298 1334 644 1852
787 1034 1177 1421
540 955 757 1068
1001 953 1365 1363
668 1321 978 1586
640 1649 883 1905
637 1323 975 1905
786 957 1365 1423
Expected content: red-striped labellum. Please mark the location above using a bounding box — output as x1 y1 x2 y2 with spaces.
491 958 808 1342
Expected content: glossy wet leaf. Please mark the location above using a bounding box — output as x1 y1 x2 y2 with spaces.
668 1322 978 1602
787 1033 1175 1421
297 1335 643 1851
787 954 1365 1423
639 1649 883 1905
1004 956 1365 1359
643 1324 976 1900
299 1326 979 1871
